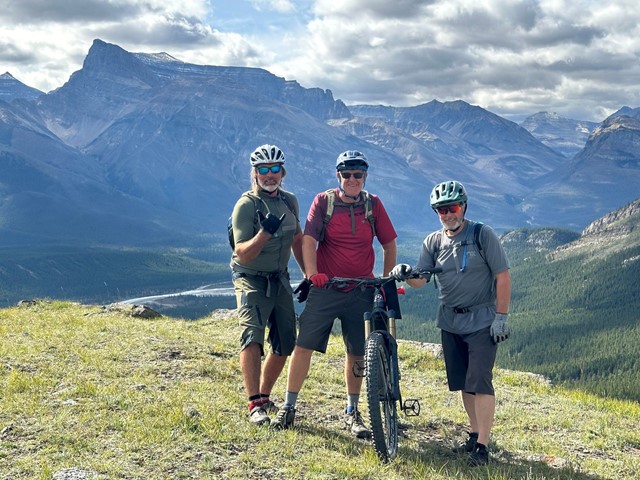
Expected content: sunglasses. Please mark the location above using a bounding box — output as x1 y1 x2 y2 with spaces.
435 204 463 215
256 165 282 175
339 172 364 179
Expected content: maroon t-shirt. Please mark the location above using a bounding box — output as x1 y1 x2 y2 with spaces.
303 189 397 278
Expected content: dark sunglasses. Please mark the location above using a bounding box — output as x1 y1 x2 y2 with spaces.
435 204 463 215
256 165 282 175
339 172 364 179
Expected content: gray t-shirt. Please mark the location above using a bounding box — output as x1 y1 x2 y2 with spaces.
415 220 509 334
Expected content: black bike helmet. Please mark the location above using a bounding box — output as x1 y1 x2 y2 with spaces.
250 144 285 166
430 180 468 208
336 150 369 171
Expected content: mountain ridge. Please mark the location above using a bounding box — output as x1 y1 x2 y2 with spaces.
2 39 640 246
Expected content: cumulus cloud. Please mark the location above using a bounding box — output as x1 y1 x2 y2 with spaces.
267 0 640 121
2 0 640 121
251 0 297 14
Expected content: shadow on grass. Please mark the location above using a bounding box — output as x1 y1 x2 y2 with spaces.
288 418 607 480
406 436 607 480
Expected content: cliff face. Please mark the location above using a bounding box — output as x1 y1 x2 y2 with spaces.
582 198 640 236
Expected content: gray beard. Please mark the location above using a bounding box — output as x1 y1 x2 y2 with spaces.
441 218 464 232
258 181 280 193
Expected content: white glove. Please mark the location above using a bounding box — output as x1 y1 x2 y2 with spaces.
390 263 412 281
490 313 510 343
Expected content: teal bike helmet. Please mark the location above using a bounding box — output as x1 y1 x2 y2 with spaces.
430 180 468 208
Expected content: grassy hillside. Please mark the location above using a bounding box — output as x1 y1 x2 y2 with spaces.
1 301 639 479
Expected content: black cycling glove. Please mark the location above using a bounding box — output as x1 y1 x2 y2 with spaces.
293 278 312 303
258 211 286 235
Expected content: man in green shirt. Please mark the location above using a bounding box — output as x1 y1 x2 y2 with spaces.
230 144 305 425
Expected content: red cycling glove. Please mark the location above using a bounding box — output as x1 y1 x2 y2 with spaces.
309 273 329 288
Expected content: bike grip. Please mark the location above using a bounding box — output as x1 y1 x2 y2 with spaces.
411 268 442 277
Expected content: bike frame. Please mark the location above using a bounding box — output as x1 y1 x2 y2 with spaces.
363 282 402 402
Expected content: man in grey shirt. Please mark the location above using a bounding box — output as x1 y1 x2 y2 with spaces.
391 180 511 467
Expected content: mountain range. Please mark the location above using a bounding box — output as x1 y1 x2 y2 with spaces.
1 39 639 248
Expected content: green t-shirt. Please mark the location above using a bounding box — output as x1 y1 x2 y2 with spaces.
230 189 301 273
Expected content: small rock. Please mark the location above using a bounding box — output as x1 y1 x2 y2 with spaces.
184 406 202 418
52 467 97 480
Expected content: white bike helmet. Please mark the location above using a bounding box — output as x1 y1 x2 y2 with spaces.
250 144 285 166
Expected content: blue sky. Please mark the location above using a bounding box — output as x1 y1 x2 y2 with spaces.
1 0 639 122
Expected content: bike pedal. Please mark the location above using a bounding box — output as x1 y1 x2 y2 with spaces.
402 398 421 416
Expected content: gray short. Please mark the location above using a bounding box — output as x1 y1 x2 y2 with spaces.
441 326 497 395
296 286 374 356
233 272 296 356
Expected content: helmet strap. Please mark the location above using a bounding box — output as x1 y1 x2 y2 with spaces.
339 188 360 201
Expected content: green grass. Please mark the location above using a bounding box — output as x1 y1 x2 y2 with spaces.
2 301 640 479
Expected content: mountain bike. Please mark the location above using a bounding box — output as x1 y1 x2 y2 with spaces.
326 268 440 462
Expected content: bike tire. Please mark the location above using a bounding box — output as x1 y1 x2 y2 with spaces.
365 331 398 462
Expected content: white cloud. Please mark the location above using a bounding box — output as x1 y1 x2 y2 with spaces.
1 0 639 121
251 0 297 13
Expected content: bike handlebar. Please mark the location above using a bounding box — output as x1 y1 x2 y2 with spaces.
326 268 442 289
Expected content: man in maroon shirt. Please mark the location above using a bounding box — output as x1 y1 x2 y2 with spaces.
271 150 398 437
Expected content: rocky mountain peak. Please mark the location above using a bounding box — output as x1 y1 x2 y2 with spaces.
520 111 597 158
590 114 640 139
582 199 640 236
0 71 43 102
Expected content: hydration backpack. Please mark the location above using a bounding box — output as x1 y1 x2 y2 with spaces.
318 189 376 241
433 222 485 260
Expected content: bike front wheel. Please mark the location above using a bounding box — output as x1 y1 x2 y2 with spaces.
365 331 398 462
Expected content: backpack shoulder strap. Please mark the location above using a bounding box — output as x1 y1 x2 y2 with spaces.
361 190 376 237
473 221 485 259
318 189 336 242
242 191 261 205
241 191 268 224
278 190 299 221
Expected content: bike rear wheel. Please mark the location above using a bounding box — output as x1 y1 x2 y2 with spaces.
365 331 398 462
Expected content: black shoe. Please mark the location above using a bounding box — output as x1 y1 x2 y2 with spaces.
271 405 296 430
344 409 371 439
468 445 489 467
452 432 478 453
